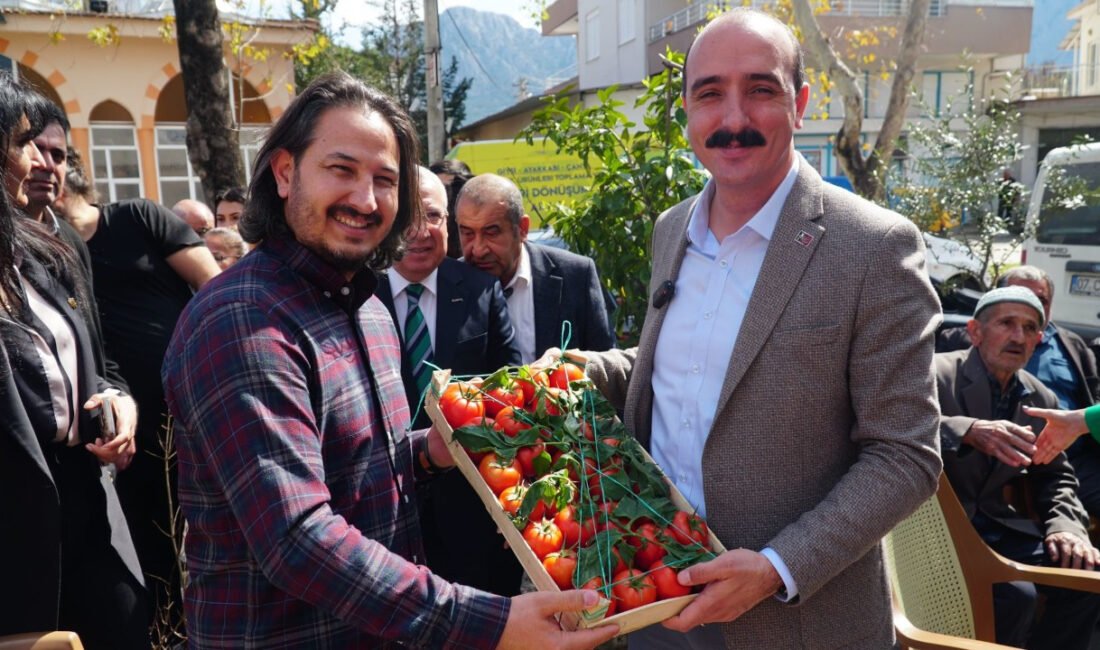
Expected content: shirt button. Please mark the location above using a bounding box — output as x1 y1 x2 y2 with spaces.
720 260 728 268
692 364 699 373
704 312 712 319
323 291 332 298
340 286 351 296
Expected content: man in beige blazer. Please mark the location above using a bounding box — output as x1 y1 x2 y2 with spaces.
576 9 943 648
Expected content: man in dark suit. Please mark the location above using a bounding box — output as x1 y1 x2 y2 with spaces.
376 167 525 595
937 286 1100 649
455 173 615 362
938 266 1100 515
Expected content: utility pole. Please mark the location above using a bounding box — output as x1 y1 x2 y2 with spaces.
423 0 445 162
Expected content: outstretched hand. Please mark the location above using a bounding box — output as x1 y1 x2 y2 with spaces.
497 590 618 650
962 419 1036 467
661 549 783 632
1024 405 1089 465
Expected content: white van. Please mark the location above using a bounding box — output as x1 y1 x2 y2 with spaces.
1022 142 1100 338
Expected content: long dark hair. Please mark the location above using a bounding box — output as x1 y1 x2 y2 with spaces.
0 72 87 318
240 71 422 271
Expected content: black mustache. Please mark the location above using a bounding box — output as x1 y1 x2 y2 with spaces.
328 205 382 224
705 128 767 149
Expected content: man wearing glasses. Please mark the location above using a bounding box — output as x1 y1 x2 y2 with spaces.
172 198 216 236
376 166 524 597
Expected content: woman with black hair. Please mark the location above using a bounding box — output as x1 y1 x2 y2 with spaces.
0 72 149 649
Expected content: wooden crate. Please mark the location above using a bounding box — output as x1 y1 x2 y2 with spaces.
424 368 727 636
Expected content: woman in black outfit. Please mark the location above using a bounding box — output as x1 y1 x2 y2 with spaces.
0 72 149 649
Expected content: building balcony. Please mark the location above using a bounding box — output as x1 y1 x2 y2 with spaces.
645 0 1032 76
542 0 579 36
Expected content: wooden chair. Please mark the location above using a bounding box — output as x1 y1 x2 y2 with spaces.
0 632 84 650
882 473 1100 649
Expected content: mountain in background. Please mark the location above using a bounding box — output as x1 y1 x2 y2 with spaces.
1028 0 1076 66
440 6 576 128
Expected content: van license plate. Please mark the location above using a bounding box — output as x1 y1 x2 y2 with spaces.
1070 274 1100 297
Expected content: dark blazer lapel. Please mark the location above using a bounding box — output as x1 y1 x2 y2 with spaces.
529 243 565 353
714 158 826 414
434 262 463 370
960 348 995 422
375 272 400 328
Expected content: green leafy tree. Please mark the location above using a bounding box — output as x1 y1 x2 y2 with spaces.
888 74 1094 286
520 51 706 344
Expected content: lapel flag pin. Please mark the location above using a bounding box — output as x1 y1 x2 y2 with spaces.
67 297 78 309
795 230 815 247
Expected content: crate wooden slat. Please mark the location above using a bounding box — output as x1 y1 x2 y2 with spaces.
424 368 727 636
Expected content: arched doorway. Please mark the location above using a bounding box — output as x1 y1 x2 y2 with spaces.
153 73 271 207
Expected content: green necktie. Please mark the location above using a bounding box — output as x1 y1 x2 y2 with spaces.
404 283 434 399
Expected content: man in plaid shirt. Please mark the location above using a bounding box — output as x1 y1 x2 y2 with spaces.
162 73 616 649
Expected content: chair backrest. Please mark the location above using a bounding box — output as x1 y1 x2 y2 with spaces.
883 479 978 640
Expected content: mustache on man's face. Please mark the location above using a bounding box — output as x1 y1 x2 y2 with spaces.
704 128 767 149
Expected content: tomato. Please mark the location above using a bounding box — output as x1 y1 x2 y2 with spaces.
484 383 524 418
553 504 595 548
628 522 667 570
649 561 692 599
439 382 484 428
494 406 532 437
611 569 657 612
586 465 623 500
523 518 564 560
478 453 522 496
515 370 549 407
542 550 578 590
549 362 586 389
535 387 566 416
458 416 494 463
516 441 547 478
668 511 710 548
581 577 617 617
499 485 524 516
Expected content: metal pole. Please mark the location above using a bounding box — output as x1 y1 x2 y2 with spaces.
424 0 445 161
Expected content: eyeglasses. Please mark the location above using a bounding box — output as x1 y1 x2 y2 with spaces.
196 226 212 236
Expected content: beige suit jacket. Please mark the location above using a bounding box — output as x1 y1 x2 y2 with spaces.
586 157 943 648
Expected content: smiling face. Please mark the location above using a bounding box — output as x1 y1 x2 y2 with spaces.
394 168 448 282
684 13 808 204
968 302 1044 388
4 115 44 208
26 122 67 216
272 106 400 278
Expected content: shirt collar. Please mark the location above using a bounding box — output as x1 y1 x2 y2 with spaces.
264 236 378 313
687 159 800 246
1041 321 1057 343
506 244 532 291
388 267 439 297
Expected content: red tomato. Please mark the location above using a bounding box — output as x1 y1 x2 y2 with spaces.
493 406 532 437
478 453 522 496
535 387 566 416
542 550 578 590
668 511 710 548
611 569 657 612
516 441 547 478
439 382 484 428
553 504 595 548
484 383 524 418
628 522 667 570
515 370 549 407
581 577 617 617
549 362 586 389
458 415 493 463
587 465 623 500
498 485 524 516
523 518 564 560
649 561 692 599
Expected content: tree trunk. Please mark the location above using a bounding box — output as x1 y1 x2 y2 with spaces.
173 0 245 206
791 0 932 202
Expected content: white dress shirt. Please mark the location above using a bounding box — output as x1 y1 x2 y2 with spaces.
650 160 801 599
388 268 439 350
504 245 537 363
